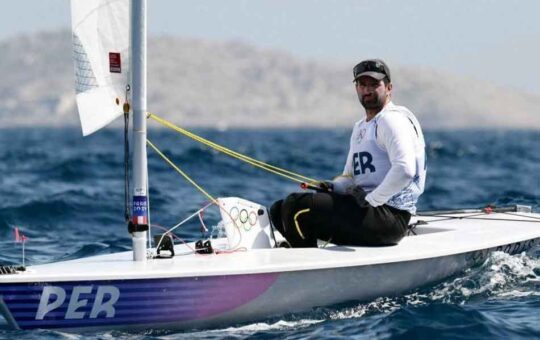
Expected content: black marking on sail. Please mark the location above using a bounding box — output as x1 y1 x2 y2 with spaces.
72 33 98 94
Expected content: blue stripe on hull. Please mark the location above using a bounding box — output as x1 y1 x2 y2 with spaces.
0 274 279 330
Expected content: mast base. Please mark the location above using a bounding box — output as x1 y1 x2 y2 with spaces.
132 231 148 262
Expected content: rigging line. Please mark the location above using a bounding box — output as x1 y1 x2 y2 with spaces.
149 112 316 184
417 212 489 220
147 112 314 183
123 111 130 222
414 217 457 223
123 97 131 223
147 139 247 252
416 215 540 224
502 212 540 221
154 202 214 252
152 224 183 241
147 139 217 204
147 112 319 185
414 212 487 223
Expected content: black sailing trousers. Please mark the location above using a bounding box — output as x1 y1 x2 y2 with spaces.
270 191 411 248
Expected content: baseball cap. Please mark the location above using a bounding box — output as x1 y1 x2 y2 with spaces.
353 59 391 82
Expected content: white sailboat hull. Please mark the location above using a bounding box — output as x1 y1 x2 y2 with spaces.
1 211 539 331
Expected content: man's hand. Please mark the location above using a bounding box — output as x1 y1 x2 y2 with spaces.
318 181 334 192
332 175 354 194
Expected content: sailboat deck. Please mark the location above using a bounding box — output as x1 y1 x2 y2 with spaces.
2 212 540 283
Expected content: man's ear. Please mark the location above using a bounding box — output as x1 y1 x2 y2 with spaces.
386 82 393 92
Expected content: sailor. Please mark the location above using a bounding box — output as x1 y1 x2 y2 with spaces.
270 59 426 247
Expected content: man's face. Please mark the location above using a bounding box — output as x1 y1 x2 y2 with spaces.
355 76 392 111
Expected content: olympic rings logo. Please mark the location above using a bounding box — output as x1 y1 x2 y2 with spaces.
229 207 258 231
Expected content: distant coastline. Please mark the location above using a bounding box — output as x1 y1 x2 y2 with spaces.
1 31 539 130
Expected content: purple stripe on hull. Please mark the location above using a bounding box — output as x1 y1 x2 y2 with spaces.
0 273 279 330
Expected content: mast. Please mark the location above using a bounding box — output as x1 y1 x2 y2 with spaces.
129 0 148 261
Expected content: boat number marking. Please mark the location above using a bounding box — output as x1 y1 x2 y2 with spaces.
494 239 536 254
469 239 538 263
36 285 120 320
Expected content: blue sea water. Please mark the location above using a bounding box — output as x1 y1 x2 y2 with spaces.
0 127 539 339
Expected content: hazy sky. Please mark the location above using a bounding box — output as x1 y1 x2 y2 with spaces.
2 0 540 94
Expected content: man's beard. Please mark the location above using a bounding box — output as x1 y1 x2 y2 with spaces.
360 93 385 111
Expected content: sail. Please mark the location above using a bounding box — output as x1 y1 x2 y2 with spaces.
71 0 130 136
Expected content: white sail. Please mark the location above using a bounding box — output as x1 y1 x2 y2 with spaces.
71 0 130 136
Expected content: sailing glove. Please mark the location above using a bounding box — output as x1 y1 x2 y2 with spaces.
331 175 354 194
318 181 334 192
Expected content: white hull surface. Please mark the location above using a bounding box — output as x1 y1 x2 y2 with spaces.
1 210 539 331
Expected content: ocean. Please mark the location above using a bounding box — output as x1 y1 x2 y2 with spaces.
0 127 539 339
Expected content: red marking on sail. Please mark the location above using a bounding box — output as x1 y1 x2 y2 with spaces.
109 52 121 73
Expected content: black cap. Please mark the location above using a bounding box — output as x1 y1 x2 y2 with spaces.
353 59 391 82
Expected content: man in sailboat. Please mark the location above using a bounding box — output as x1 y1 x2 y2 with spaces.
270 59 426 247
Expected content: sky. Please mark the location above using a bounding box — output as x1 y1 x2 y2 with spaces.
1 0 540 94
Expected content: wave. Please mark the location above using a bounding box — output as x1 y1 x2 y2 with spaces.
324 249 539 319
58 241 132 261
0 189 116 225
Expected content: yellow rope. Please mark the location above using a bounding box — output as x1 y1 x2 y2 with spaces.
147 112 319 186
146 139 218 205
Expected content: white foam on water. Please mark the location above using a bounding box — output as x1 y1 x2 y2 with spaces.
497 290 540 298
324 249 540 321
49 332 83 340
218 319 324 332
170 319 324 338
328 296 403 320
400 250 540 304
457 251 538 299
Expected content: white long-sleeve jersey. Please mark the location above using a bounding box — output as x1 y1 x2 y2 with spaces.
339 102 426 214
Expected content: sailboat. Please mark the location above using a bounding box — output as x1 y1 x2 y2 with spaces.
1 0 539 331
